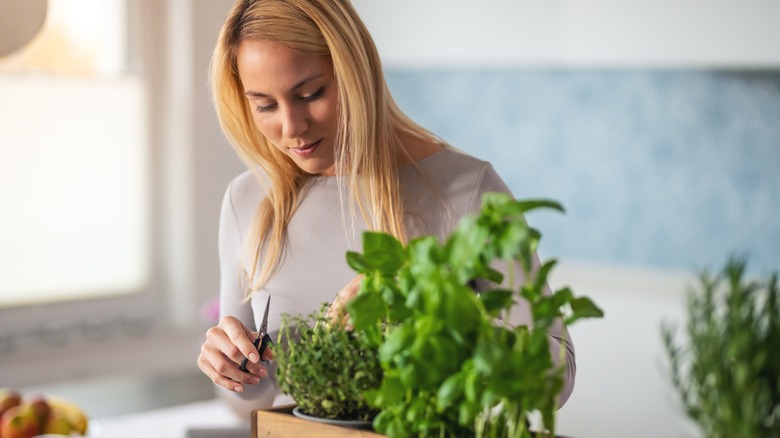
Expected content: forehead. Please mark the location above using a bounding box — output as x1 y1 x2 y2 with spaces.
236 40 333 91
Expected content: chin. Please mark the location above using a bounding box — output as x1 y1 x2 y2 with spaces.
295 161 335 176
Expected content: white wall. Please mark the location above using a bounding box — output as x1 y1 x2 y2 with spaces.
353 0 780 68
551 264 696 438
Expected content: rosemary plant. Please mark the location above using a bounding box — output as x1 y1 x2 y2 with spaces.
662 258 780 438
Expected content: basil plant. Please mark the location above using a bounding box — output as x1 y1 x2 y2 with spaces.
346 192 604 438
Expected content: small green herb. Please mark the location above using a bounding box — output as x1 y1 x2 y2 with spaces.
662 258 780 438
346 192 604 437
275 305 382 422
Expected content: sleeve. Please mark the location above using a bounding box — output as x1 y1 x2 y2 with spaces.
469 163 577 408
216 181 280 408
218 180 254 328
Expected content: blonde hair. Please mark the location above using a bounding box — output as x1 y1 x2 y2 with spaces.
211 0 439 299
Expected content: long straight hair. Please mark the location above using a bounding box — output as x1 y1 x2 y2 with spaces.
211 0 440 300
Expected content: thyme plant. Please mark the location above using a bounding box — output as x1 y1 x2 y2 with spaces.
275 305 382 422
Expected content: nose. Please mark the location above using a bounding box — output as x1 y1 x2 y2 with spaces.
280 104 309 139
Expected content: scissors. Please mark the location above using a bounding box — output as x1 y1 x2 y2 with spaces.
239 295 273 373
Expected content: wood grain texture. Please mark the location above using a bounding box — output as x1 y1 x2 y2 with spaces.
253 409 385 438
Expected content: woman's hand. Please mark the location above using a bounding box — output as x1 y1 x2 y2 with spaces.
198 316 275 393
327 275 364 326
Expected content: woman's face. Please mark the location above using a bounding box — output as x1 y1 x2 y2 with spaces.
236 40 339 176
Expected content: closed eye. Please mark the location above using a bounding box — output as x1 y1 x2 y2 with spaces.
301 86 325 102
255 102 277 113
253 86 325 113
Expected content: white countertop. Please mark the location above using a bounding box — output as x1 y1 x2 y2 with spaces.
89 398 247 438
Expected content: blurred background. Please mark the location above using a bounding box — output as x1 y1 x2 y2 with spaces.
1 0 778 437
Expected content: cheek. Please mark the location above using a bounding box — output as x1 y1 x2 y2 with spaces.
252 116 281 143
312 98 339 131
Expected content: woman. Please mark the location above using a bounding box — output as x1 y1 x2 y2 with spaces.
197 0 575 417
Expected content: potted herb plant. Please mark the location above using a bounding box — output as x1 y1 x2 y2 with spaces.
662 258 779 438
274 305 382 429
345 192 604 438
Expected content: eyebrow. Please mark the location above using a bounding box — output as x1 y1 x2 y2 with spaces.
244 73 325 98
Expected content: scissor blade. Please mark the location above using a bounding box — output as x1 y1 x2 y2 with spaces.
259 295 271 333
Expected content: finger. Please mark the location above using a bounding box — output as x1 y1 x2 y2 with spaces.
261 345 274 361
214 349 266 383
346 275 363 295
238 359 269 379
327 304 343 326
205 328 266 380
202 359 248 393
333 276 362 309
199 344 263 390
206 326 249 366
342 314 354 332
220 316 262 364
234 352 269 378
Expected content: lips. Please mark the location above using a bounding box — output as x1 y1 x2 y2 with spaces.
290 139 322 157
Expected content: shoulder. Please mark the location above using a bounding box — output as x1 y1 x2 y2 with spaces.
401 148 513 234
419 147 488 173
226 169 266 205
412 147 512 200
221 168 268 235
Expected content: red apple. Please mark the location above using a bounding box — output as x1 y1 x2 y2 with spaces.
0 405 39 438
0 388 22 419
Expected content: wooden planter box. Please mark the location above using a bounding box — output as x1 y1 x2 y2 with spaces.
252 404 385 438
252 405 573 438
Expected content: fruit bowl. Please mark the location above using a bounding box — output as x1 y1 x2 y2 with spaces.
32 419 98 437
34 435 76 437
1 388 90 438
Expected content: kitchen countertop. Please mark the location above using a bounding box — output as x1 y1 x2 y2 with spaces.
18 369 245 437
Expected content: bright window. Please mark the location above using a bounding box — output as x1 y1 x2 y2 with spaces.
0 0 149 307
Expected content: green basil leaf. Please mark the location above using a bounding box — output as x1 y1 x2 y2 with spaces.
496 225 529 260
369 374 404 406
347 290 385 331
481 266 505 285
362 231 405 275
533 259 558 292
474 338 505 375
463 367 478 402
399 362 423 387
479 289 514 317
565 296 605 325
405 397 426 423
385 416 409 438
436 372 465 412
458 401 479 426
379 322 415 364
514 199 565 214
479 387 503 407
346 251 370 273
441 285 480 331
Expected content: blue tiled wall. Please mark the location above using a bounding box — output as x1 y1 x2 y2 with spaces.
386 70 780 274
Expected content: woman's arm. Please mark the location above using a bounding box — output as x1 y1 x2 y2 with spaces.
198 179 278 417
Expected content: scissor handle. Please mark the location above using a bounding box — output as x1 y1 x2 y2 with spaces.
238 333 273 373
257 332 272 359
